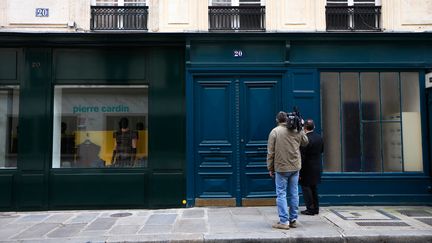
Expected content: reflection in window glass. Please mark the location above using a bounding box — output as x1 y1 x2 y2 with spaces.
0 86 19 169
321 72 423 173
341 72 360 172
320 73 341 172
52 85 148 168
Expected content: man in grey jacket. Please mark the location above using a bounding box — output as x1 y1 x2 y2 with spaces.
267 111 308 230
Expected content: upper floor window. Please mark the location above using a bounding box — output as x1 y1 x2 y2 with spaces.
90 0 148 30
326 0 382 31
210 0 264 6
209 0 266 31
94 0 146 6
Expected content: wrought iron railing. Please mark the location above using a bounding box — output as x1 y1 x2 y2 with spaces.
326 6 381 31
209 6 265 31
91 6 148 30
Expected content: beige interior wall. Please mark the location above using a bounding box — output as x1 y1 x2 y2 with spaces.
267 0 326 32
383 0 432 32
157 0 208 32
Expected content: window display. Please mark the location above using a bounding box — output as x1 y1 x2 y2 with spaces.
52 85 148 168
0 86 19 169
321 72 423 173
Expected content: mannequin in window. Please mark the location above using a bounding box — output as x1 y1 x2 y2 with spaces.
112 117 138 167
75 134 104 168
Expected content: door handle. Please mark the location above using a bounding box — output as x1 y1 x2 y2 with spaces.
257 147 267 150
210 147 220 151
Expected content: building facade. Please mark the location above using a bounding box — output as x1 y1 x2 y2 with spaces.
0 0 431 210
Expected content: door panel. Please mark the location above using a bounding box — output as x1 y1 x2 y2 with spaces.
194 78 235 198
240 78 281 198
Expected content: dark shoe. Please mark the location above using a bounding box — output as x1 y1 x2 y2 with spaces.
272 222 290 230
289 220 297 228
301 210 315 215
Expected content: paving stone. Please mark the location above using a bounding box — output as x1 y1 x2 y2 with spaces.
12 223 60 239
138 225 173 234
109 225 141 235
136 211 150 217
145 213 177 225
85 218 117 231
13 214 50 223
230 207 261 215
173 219 207 233
208 215 235 226
182 209 205 218
107 233 203 243
67 213 100 224
43 213 74 223
0 223 33 240
115 216 148 225
47 223 86 238
398 210 432 217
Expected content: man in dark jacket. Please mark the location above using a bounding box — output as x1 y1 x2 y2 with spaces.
299 119 324 215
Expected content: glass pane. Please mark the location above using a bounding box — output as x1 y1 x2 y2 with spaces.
381 72 400 121
360 72 380 121
382 122 402 172
96 0 119 6
341 72 361 172
321 73 342 172
211 0 232 6
0 86 19 169
52 85 148 168
124 0 146 6
362 122 382 172
401 72 423 172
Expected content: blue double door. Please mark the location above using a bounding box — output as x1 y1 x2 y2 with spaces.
194 75 282 205
192 71 319 205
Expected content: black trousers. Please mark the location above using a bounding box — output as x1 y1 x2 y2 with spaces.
301 185 319 213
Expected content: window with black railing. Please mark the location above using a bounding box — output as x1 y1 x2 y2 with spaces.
326 0 381 31
208 6 265 31
90 6 148 31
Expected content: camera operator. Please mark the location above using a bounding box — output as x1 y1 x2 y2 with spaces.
267 111 308 230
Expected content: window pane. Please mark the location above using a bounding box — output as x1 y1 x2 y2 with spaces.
362 122 382 172
401 72 423 172
382 122 402 172
341 73 361 172
211 0 232 6
360 72 380 121
320 73 341 172
381 72 400 121
0 86 19 169
52 86 148 168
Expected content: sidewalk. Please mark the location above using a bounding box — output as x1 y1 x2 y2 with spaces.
0 206 431 243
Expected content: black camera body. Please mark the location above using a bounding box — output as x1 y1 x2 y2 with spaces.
286 106 303 131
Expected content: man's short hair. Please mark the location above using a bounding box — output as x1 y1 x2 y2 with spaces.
304 119 315 131
276 111 287 123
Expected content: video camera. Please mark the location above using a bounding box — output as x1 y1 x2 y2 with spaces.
286 106 304 131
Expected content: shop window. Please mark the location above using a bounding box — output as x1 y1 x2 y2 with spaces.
321 72 423 173
52 85 148 168
0 86 19 169
94 0 146 6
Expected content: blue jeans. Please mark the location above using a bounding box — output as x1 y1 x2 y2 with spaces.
275 171 299 223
